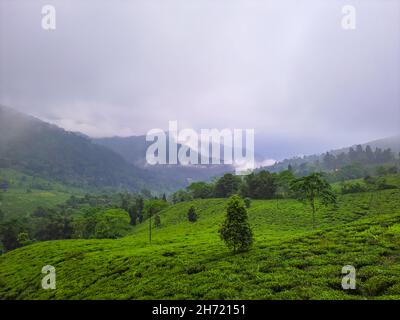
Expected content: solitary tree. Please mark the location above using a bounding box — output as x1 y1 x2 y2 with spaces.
244 198 251 208
128 206 137 225
187 205 197 222
154 214 161 228
219 195 253 253
136 197 144 224
290 173 337 229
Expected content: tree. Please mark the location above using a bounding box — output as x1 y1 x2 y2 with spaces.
276 170 295 198
17 232 33 247
136 196 144 223
187 205 197 222
171 190 193 204
128 206 137 225
365 145 374 163
33 209 74 241
119 193 129 212
214 173 241 198
187 182 213 199
219 195 253 253
94 209 130 239
154 214 161 227
290 173 337 229
0 219 25 251
136 197 144 214
244 197 251 208
0 180 9 192
323 152 336 170
144 199 169 243
241 171 277 199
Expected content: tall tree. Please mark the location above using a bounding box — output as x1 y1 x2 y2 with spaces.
290 173 337 229
187 205 198 222
214 173 241 198
128 206 137 225
219 195 253 253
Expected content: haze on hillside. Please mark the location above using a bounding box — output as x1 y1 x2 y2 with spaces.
0 0 399 160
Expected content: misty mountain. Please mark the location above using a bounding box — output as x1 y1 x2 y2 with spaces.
266 134 400 172
0 106 160 192
93 136 233 184
0 106 231 192
332 135 400 156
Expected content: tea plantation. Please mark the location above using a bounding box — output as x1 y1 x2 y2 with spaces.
1 188 400 299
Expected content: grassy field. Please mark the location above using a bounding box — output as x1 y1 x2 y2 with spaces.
0 169 84 219
1 185 400 300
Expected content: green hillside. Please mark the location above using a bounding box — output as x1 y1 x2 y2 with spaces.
1 187 400 300
0 169 84 220
0 106 158 192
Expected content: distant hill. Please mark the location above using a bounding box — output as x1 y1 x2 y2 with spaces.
93 136 233 185
0 106 156 192
332 135 400 156
265 135 400 173
0 106 230 193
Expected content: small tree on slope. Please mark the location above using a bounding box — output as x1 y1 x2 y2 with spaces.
219 195 254 253
187 205 197 222
290 172 337 229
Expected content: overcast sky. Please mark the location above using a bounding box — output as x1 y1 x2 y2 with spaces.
0 0 399 159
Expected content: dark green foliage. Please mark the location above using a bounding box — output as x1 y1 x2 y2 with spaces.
0 219 25 251
94 209 130 239
187 182 214 199
241 170 277 199
290 173 337 228
1 186 400 299
31 207 74 241
128 206 137 225
0 180 9 192
171 190 193 204
341 182 368 194
276 170 295 198
214 174 241 198
0 106 160 192
244 198 251 208
219 195 253 253
154 214 161 228
136 197 144 215
16 232 33 247
364 176 397 191
143 199 169 219
187 205 198 222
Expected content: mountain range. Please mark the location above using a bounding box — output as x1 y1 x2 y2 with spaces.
1 105 399 192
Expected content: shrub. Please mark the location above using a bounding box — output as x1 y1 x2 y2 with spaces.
341 182 367 194
154 214 161 228
244 198 251 208
219 195 253 253
187 206 197 222
94 209 130 239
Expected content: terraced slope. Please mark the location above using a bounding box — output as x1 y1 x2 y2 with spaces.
1 189 400 299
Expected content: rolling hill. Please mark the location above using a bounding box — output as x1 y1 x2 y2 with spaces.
93 136 233 186
1 183 400 299
0 106 182 193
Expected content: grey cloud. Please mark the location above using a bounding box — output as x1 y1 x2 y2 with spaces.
0 0 399 159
